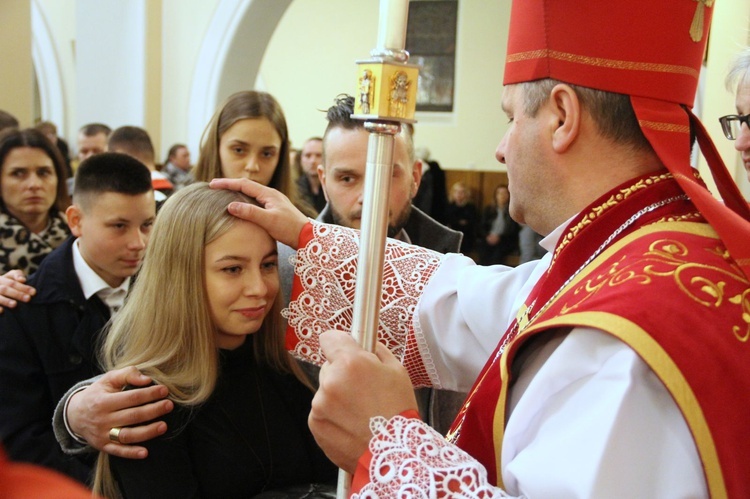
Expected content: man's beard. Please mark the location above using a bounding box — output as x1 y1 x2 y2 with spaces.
387 202 411 238
329 202 412 239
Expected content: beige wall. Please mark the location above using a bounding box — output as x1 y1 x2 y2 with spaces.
260 0 510 172
259 0 379 150
699 0 750 198
35 0 76 136
159 0 219 160
144 0 163 158
25 0 750 188
0 0 33 126
35 0 219 160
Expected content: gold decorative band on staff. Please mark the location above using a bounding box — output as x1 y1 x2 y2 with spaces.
352 60 419 123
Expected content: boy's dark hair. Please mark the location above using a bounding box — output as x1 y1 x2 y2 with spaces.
74 152 152 209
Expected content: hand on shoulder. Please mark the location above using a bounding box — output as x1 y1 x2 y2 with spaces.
66 366 173 459
0 270 35 314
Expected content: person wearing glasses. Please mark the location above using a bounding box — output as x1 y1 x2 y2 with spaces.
720 47 750 182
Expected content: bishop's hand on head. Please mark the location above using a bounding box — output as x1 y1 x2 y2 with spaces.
210 178 309 249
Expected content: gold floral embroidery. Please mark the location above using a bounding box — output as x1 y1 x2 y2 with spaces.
553 173 673 263
558 238 750 342
657 211 702 223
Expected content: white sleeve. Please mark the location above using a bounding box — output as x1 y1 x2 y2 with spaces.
414 253 550 392
354 415 520 498
355 328 706 498
285 221 551 392
502 327 707 498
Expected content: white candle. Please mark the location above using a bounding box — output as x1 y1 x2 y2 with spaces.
376 0 409 50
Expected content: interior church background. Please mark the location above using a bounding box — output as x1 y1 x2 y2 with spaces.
1 0 749 206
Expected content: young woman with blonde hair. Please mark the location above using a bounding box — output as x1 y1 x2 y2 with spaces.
92 183 335 498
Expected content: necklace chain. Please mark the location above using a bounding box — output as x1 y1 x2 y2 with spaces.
448 193 688 445
499 194 688 355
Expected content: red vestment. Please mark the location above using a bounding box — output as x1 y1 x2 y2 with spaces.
286 173 750 497
449 173 749 498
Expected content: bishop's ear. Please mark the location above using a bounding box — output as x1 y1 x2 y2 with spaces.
548 83 581 153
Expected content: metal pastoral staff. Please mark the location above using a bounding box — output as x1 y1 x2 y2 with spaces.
342 0 419 496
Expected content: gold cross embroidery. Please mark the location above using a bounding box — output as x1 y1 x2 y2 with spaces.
690 0 714 42
516 303 531 331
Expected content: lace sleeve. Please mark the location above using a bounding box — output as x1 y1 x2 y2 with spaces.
283 221 445 386
352 415 517 498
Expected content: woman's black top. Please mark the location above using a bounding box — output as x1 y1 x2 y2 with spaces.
111 340 336 498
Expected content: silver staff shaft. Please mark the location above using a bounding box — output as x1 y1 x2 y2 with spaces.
338 0 415 492
350 122 399 349
337 123 399 498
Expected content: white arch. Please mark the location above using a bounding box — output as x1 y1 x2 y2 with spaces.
187 0 292 153
31 0 66 133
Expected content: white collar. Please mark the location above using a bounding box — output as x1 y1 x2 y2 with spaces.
72 239 130 311
538 214 577 253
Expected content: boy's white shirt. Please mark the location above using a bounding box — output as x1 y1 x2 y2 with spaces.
72 239 130 315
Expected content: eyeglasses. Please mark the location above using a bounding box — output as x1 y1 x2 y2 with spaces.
718 114 750 140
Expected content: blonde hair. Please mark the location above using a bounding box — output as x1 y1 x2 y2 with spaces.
93 182 310 498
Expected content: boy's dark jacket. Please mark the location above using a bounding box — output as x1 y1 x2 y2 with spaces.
0 236 108 484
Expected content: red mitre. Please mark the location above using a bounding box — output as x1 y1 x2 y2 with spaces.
504 0 750 278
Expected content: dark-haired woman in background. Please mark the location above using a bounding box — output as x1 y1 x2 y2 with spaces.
0 128 71 308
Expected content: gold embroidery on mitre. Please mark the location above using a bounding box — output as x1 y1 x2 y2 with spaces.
506 49 700 80
690 0 714 43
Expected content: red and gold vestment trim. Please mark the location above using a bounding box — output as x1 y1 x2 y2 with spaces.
449 174 749 499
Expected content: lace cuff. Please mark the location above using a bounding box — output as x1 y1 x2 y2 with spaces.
284 221 444 386
352 413 512 498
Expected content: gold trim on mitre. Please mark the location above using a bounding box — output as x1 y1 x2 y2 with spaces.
506 49 700 80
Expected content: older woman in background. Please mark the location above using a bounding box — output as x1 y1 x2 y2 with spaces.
0 128 70 295
720 47 750 183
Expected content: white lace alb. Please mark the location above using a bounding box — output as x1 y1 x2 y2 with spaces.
284 222 444 385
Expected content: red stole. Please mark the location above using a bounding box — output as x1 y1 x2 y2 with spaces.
448 172 750 498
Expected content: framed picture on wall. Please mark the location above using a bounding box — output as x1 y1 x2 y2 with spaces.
406 0 458 112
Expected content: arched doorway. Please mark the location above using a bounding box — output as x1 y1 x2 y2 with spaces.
187 0 293 150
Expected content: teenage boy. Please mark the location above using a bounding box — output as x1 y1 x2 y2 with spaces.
0 153 155 485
